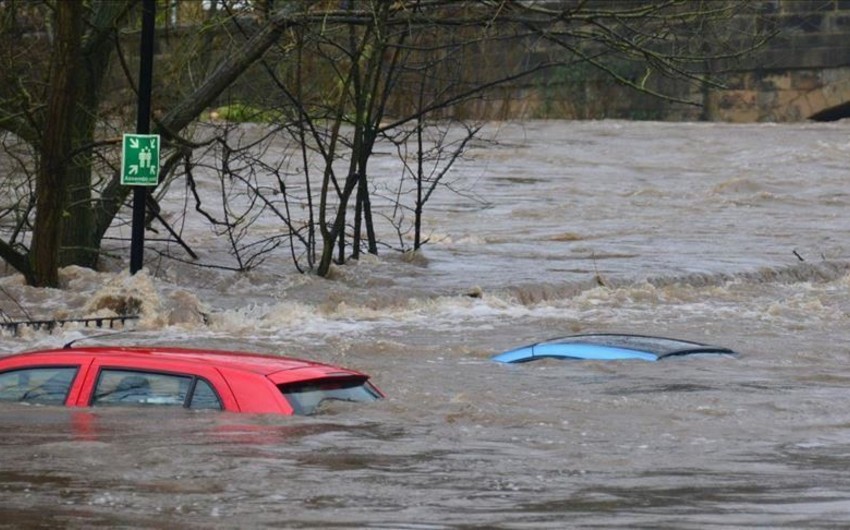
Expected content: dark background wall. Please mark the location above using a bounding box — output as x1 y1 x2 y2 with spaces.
705 0 850 122
142 0 850 123
512 0 850 122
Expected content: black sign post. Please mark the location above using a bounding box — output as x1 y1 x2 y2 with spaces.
130 0 156 274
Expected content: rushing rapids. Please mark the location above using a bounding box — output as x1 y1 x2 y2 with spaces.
1 120 850 527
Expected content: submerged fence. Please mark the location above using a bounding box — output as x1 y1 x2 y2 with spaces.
0 315 139 336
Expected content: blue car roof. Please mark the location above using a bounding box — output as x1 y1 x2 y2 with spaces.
491 334 736 363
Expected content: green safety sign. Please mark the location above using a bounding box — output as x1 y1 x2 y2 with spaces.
121 133 160 186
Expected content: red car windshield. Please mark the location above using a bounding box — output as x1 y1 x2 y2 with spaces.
279 376 381 415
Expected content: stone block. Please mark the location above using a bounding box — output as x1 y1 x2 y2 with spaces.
756 89 779 108
820 65 850 83
715 90 757 110
763 72 793 91
823 12 850 31
779 13 826 33
718 72 750 90
791 70 823 90
821 79 850 105
782 102 805 121
774 89 803 110
781 1 832 15
806 88 830 112
790 33 847 50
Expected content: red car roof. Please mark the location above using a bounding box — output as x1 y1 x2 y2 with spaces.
9 346 351 377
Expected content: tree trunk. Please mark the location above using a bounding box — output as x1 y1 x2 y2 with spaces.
317 172 359 276
31 1 83 287
59 0 131 270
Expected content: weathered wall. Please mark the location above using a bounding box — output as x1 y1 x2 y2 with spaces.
705 0 850 122
477 1 850 122
131 1 850 123
511 1 850 122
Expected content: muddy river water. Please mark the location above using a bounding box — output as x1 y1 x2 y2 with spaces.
2 120 850 528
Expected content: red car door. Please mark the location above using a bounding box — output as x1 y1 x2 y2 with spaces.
76 356 239 411
0 352 95 407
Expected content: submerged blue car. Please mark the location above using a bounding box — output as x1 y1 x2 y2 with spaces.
492 334 736 363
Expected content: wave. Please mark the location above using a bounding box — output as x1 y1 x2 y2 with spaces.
503 260 850 307
3 258 849 351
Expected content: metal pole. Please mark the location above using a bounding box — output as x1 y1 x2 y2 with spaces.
130 0 155 274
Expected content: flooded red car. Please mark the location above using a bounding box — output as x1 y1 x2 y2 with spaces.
0 346 383 415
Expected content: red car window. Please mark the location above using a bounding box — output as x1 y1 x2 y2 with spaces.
0 366 78 405
91 369 223 409
279 376 382 415
188 378 222 410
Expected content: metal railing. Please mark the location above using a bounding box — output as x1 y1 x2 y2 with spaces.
0 316 139 335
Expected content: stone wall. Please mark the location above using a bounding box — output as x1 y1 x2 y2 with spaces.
424 0 850 122
137 1 850 124
491 1 850 122
705 0 850 122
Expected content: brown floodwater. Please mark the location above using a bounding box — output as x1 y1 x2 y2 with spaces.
2 120 850 528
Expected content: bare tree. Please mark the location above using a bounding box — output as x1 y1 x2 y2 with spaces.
0 0 298 286
252 1 769 275
0 0 770 286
